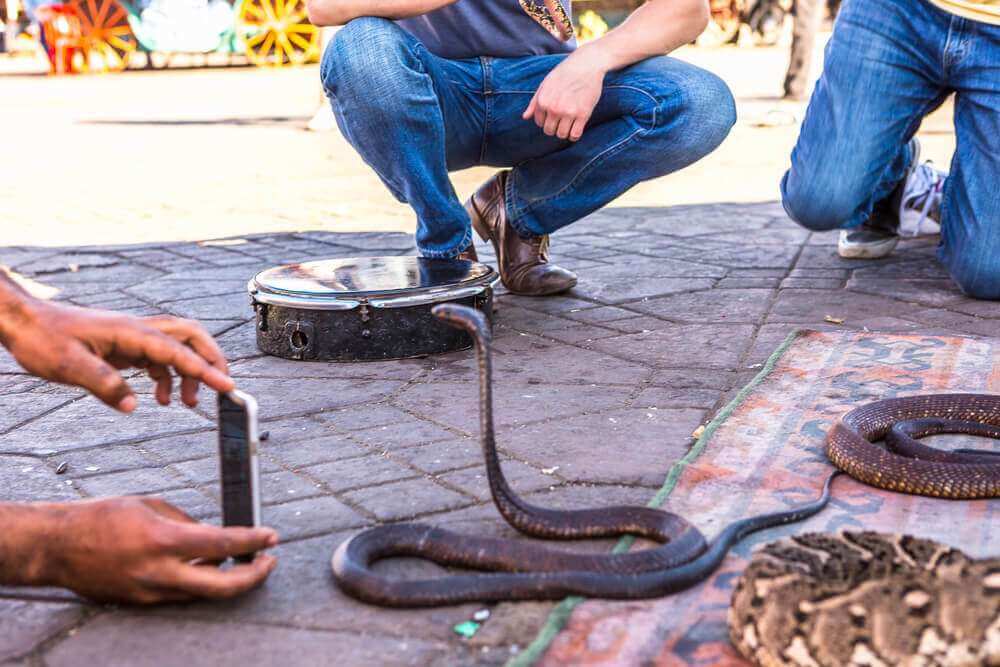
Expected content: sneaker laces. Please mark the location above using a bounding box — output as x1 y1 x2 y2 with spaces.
899 162 945 237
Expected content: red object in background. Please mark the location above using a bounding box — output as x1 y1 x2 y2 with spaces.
35 4 83 74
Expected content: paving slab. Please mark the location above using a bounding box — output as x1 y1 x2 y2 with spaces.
3 202 999 667
43 614 453 667
0 600 86 662
0 396 213 455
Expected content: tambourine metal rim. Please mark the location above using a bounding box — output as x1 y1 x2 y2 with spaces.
248 280 497 310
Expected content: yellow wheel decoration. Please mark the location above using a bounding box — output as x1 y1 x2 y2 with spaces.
700 0 744 46
237 0 319 67
67 0 136 73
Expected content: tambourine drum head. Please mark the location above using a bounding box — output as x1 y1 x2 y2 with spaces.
255 256 493 296
249 257 497 362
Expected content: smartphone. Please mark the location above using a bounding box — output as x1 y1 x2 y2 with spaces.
217 389 262 563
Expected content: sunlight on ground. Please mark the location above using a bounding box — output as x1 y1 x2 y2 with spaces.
1 36 956 248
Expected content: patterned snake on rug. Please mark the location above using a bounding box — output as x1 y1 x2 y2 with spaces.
826 393 1000 498
730 531 1000 666
330 304 837 607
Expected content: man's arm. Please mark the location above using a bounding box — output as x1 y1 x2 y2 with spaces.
0 499 277 603
524 0 711 140
0 269 233 412
306 0 457 26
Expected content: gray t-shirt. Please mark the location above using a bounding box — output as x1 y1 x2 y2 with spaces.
397 0 577 59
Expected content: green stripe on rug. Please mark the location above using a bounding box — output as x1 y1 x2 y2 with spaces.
505 329 803 667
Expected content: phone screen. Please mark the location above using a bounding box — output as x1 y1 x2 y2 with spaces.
218 392 258 529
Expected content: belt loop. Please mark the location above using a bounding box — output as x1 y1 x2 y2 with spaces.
479 56 492 95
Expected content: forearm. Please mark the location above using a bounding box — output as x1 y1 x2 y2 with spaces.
0 503 61 587
307 0 458 26
576 0 710 72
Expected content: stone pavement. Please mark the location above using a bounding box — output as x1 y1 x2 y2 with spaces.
1 204 998 666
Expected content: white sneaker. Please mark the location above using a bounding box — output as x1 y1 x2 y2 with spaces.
307 103 338 132
837 137 944 259
897 160 946 238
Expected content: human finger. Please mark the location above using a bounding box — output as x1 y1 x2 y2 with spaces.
568 114 590 142
59 344 136 412
167 554 277 599
180 376 200 408
116 326 233 394
555 115 574 140
522 94 538 120
134 585 198 605
145 316 230 375
109 585 197 606
168 523 279 560
543 111 560 136
146 364 172 406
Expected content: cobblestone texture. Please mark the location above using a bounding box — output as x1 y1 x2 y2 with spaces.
2 202 998 666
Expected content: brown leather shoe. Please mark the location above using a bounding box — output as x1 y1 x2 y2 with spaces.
456 243 478 262
465 171 577 296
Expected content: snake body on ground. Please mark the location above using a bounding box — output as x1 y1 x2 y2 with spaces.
331 303 836 607
826 393 1000 498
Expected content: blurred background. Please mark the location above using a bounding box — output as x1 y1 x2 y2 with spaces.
0 0 956 247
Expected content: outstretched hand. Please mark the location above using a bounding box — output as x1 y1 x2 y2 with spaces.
0 300 234 412
38 497 277 604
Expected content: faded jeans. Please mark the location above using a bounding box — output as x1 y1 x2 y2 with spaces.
781 0 1000 299
320 17 737 258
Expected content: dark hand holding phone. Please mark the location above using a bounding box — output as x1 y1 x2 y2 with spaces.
218 390 262 563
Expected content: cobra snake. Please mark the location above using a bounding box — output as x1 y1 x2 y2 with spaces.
331 304 836 607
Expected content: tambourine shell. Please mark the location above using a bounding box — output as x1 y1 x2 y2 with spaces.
249 257 498 362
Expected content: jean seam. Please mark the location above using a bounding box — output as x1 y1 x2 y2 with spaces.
479 57 491 164
509 125 646 225
603 85 659 130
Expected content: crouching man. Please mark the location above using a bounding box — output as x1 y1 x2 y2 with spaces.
308 0 736 295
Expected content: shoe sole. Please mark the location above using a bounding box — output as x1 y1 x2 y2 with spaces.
837 237 899 259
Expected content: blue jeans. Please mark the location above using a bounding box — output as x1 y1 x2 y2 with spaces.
781 0 1000 299
321 18 736 258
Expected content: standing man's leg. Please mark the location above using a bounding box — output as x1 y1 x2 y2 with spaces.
783 0 823 100
319 17 483 259
781 0 949 257
936 18 1000 300
465 55 736 294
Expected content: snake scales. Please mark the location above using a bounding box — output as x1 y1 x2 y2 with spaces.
331 304 836 607
731 395 1000 665
826 393 1000 498
730 531 1000 667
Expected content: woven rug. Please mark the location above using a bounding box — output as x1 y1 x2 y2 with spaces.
509 330 1000 667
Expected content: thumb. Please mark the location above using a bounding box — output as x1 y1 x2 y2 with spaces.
523 94 538 120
